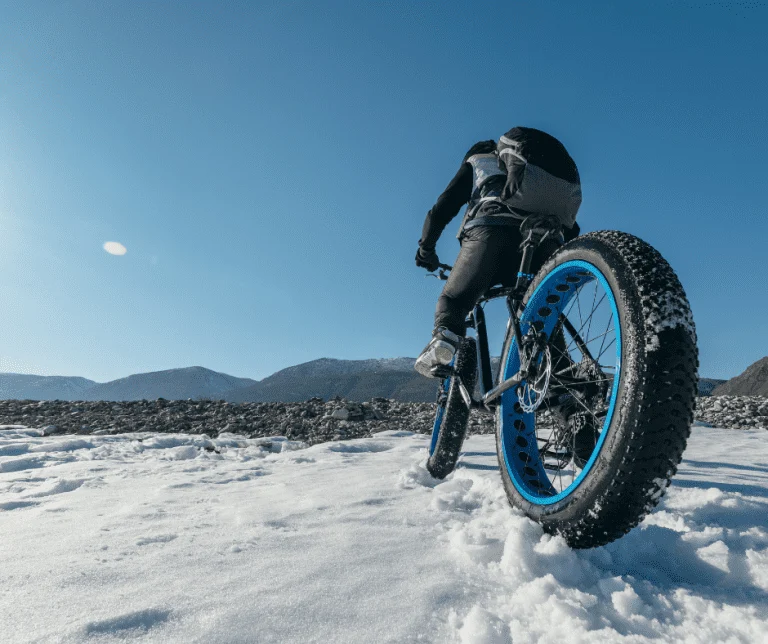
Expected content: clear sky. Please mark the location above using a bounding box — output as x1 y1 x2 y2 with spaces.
1 0 766 382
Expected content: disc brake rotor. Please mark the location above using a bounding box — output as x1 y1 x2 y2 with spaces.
517 344 552 413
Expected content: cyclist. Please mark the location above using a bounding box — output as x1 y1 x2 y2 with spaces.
414 127 581 377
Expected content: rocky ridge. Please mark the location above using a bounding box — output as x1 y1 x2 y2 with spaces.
711 357 768 397
0 396 766 444
0 398 433 445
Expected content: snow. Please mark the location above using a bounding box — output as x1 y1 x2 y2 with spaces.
1 425 767 643
643 289 697 353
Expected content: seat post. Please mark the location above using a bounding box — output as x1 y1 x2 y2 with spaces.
472 304 494 396
514 233 538 291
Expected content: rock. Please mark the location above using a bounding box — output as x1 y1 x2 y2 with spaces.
0 395 762 446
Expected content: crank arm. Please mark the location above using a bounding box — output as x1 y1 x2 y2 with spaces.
482 371 526 405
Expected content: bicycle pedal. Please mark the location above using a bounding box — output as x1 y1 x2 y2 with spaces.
430 365 454 379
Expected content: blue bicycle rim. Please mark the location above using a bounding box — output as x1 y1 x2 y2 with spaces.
499 260 622 505
429 376 451 456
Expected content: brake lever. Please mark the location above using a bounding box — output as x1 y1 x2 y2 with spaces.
426 268 450 280
426 263 452 280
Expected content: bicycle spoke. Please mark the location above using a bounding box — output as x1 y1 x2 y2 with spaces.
545 390 563 492
596 311 614 362
551 332 615 374
537 382 560 492
575 284 585 332
549 340 575 366
564 292 607 355
584 281 598 345
559 326 614 380
597 336 617 362
580 326 615 348
561 289 579 320
550 376 604 427
553 364 581 378
557 376 613 387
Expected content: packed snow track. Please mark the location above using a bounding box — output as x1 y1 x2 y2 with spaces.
1 425 767 643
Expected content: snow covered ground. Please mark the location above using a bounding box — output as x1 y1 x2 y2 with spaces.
1 425 767 643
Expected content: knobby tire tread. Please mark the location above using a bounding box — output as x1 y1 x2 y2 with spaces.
497 231 698 548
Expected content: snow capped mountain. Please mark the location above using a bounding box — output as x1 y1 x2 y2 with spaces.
0 373 96 401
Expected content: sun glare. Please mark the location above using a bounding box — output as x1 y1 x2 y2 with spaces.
103 241 127 256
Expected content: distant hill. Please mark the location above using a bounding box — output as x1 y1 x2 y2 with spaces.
712 357 768 397
225 358 439 402
0 373 96 401
252 357 417 380
0 367 256 402
80 367 257 402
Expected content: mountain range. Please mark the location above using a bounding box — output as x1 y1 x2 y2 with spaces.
0 362 436 403
0 367 257 402
225 358 438 403
0 374 97 401
0 357 765 402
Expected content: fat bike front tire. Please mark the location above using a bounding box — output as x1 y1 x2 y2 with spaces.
495 231 698 548
427 337 478 480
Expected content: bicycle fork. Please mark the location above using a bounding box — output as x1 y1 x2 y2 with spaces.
431 363 473 409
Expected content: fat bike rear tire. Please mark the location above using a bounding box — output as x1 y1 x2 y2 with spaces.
495 231 698 548
427 337 478 480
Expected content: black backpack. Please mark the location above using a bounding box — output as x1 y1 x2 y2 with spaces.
496 127 582 228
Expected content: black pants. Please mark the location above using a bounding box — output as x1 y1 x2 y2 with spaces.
434 225 559 335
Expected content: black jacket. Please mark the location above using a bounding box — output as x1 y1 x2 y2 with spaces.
418 161 580 250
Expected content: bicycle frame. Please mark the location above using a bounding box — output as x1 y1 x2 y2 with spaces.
468 258 533 409
440 216 599 412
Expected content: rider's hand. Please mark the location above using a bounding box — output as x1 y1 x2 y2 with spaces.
415 246 440 272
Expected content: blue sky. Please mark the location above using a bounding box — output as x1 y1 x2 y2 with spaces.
1 0 766 382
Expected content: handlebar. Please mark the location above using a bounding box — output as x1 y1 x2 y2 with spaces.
428 263 452 281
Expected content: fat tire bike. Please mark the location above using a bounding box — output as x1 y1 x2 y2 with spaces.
425 217 698 548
